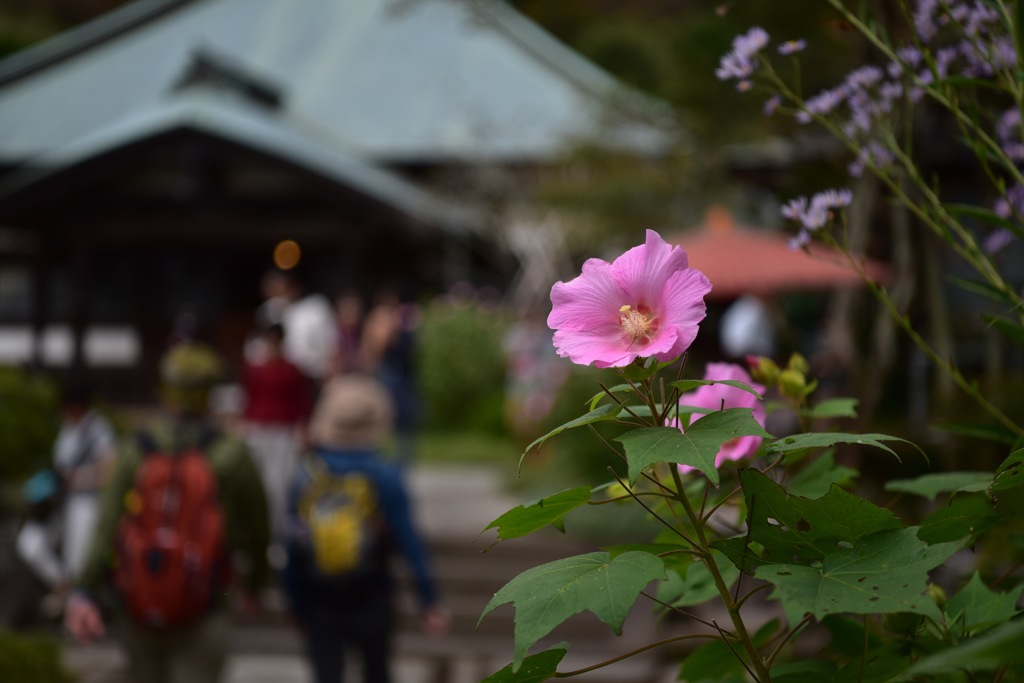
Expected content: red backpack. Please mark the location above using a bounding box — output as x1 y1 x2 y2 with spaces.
114 432 229 628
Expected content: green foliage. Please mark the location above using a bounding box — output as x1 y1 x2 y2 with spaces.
480 551 666 670
656 550 739 608
714 469 903 574
786 451 858 498
899 619 1024 678
767 432 916 460
416 299 508 434
0 367 59 482
617 409 771 485
945 572 1023 636
756 528 962 624
885 472 994 501
0 629 75 683
482 646 567 683
484 486 591 540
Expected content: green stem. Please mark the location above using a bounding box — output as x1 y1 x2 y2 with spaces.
670 466 772 682
828 236 1024 436
551 633 723 678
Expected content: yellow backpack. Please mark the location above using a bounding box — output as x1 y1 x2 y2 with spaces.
298 463 381 577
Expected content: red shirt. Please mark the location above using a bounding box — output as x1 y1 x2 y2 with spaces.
243 356 312 425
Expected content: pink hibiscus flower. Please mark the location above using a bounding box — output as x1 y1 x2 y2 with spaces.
547 230 712 368
677 362 767 474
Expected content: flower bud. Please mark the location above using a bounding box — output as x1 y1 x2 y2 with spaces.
927 583 948 609
779 368 806 399
606 482 631 501
746 355 780 385
787 352 810 375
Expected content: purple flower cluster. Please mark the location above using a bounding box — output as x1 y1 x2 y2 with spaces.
716 27 770 90
781 188 853 247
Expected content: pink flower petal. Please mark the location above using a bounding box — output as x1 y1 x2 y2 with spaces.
548 258 626 332
655 268 712 360
610 230 691 308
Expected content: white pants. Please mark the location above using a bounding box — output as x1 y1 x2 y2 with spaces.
243 424 301 544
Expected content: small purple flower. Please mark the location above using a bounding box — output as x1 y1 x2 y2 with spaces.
994 184 1024 219
763 95 782 116
846 65 885 90
914 0 940 42
780 189 852 232
780 196 808 221
806 86 847 115
716 51 754 80
778 39 806 55
733 27 770 59
811 188 854 210
717 27 770 83
984 229 1015 254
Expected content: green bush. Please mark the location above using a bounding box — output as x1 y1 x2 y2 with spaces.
0 367 58 482
416 299 509 435
0 630 74 683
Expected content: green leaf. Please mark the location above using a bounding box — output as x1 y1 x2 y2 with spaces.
899 619 1024 677
770 659 838 683
944 202 1022 231
806 398 859 420
480 551 666 670
677 619 778 683
605 543 693 574
946 275 1018 308
482 645 567 683
672 378 765 401
521 404 620 460
982 314 1024 350
787 451 858 499
484 487 591 540
616 409 770 486
916 492 1003 544
713 469 902 574
821 614 884 658
945 572 1024 635
767 432 915 461
931 420 1019 445
991 449 1024 493
755 528 962 624
656 550 739 608
834 643 911 683
587 384 633 411
885 472 993 502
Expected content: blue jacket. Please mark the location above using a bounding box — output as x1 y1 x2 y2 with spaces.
283 447 439 618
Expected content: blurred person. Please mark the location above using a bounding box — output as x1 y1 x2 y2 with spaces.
15 375 117 605
250 269 338 383
284 374 449 683
243 322 312 563
64 341 270 683
360 289 420 461
335 289 365 374
720 294 776 359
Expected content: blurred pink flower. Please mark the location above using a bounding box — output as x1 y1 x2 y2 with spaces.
677 362 767 474
547 230 712 368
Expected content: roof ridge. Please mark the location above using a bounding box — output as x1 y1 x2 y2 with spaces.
0 0 196 88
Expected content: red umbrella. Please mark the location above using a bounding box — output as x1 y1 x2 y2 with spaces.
670 206 889 300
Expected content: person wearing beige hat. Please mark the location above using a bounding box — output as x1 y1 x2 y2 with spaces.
284 374 449 683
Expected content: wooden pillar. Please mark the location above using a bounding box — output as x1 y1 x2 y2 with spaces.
30 239 50 372
69 236 92 373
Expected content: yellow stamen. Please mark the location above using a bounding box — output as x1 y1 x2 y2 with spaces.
619 305 656 344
